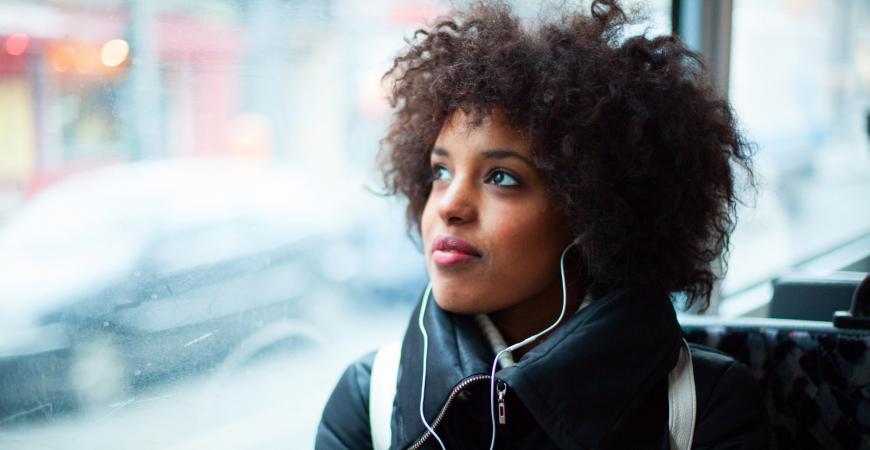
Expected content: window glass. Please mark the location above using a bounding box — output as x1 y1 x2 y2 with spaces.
0 1 670 447
723 0 870 308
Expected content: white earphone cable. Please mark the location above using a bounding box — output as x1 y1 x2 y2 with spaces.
418 239 578 450
486 239 577 450
418 283 447 450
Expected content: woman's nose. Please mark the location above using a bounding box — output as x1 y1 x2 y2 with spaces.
438 176 477 225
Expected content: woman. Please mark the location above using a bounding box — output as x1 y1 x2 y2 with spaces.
317 1 768 448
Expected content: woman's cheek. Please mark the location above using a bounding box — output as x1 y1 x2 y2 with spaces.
493 213 539 250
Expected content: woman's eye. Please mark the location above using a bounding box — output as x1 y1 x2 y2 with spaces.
431 165 452 182
489 170 520 187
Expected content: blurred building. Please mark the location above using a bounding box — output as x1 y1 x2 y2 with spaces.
0 2 246 207
0 0 451 223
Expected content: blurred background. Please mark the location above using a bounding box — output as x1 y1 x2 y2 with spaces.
0 0 867 448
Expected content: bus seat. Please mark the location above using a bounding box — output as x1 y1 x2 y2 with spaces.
680 316 870 450
768 271 866 321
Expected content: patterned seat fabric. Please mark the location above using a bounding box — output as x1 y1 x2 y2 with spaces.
682 321 870 450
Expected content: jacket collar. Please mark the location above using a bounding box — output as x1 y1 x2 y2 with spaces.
392 289 681 449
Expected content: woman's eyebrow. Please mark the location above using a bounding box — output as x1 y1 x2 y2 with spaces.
431 147 532 167
481 149 533 167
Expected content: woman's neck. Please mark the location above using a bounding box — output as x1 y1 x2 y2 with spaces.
488 278 584 359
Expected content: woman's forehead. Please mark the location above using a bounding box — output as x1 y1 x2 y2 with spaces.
435 109 531 158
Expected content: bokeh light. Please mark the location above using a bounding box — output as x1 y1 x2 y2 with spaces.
4 33 30 56
100 39 129 67
48 45 77 72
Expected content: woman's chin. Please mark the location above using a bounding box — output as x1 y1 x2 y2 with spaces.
432 289 490 315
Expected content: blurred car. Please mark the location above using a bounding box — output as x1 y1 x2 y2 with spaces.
0 157 425 424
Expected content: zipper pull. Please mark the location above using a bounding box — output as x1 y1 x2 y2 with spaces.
496 381 507 425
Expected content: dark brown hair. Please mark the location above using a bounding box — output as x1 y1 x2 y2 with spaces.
379 0 753 309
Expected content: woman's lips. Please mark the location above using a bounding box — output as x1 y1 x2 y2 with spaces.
431 235 481 266
432 250 479 265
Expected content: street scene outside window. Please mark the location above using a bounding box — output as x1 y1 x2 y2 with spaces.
0 0 867 449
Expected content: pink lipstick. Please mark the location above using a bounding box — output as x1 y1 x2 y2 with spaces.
431 235 482 266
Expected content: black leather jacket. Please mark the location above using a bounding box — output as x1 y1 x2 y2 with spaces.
316 290 768 449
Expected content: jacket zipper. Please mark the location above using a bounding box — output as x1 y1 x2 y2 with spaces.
407 374 496 450
496 380 507 425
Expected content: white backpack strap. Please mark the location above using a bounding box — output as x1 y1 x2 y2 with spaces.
369 341 402 450
668 339 696 450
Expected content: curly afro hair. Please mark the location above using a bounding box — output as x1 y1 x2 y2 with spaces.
378 0 753 310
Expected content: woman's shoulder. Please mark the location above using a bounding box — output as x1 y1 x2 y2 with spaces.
344 351 377 386
323 350 376 409
315 351 376 450
688 343 759 406
688 343 769 449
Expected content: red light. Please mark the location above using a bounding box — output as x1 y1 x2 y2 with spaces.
5 33 29 56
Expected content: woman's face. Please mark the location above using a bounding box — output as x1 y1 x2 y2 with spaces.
421 109 572 319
